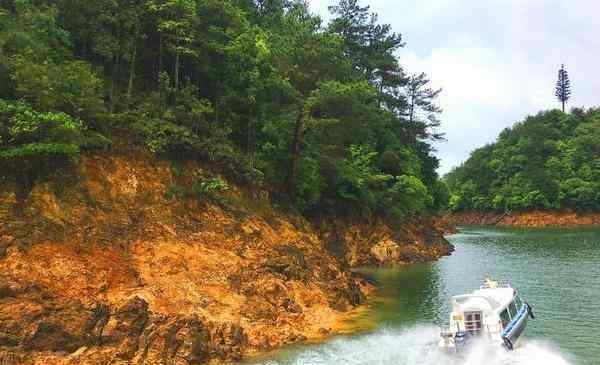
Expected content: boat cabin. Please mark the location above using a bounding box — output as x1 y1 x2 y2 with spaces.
448 279 524 335
439 276 533 351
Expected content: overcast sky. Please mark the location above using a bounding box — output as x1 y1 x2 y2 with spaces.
308 0 600 175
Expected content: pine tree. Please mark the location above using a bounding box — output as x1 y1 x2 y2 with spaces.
555 64 571 113
405 73 444 142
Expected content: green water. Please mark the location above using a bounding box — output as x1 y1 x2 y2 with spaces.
252 226 600 365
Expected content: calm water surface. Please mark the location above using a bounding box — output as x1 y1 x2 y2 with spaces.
250 226 600 365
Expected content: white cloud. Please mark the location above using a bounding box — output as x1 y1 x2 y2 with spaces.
309 0 600 174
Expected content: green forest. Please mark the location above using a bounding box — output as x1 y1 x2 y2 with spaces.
0 0 449 221
446 108 600 212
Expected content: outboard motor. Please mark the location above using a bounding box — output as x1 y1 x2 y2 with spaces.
454 331 473 351
503 336 514 350
526 302 536 319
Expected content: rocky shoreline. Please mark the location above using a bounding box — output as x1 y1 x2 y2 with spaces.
0 152 452 365
449 210 600 227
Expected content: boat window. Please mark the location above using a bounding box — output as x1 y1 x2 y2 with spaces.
500 309 511 327
464 311 483 333
515 295 523 309
509 301 518 318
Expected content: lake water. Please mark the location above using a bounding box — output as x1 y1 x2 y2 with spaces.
250 226 600 365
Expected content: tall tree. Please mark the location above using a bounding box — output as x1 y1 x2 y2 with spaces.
328 0 408 120
405 73 444 142
555 64 571 113
147 0 198 92
56 0 146 110
0 0 451 220
328 0 404 84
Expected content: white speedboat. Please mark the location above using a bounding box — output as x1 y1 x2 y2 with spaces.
439 275 535 352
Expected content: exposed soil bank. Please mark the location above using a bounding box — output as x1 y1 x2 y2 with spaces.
317 216 454 267
450 210 600 227
0 152 452 364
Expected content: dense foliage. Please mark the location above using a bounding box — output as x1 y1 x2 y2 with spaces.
0 0 447 221
446 109 600 212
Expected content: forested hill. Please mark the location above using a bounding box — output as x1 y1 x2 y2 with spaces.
0 0 449 222
446 108 600 212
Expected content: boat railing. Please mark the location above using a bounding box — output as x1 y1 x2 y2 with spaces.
439 324 455 338
487 323 503 334
481 280 512 289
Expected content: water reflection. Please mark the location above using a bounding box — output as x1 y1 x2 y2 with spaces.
354 262 445 326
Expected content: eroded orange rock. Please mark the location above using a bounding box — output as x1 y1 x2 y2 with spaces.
449 210 600 227
0 152 451 364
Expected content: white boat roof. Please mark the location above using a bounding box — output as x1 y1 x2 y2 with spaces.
451 280 515 314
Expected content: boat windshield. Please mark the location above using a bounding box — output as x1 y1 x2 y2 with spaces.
500 308 511 327
509 301 518 318
515 295 523 309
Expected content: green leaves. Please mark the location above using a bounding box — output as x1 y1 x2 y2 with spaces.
337 145 392 201
0 100 83 146
0 0 450 221
447 108 600 212
0 143 79 160
192 176 230 204
11 57 105 120
0 100 82 198
148 0 198 51
135 118 199 154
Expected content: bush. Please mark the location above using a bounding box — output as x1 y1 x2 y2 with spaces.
336 145 392 207
134 118 201 155
0 99 84 200
164 184 185 201
192 176 230 204
0 100 82 161
382 175 432 221
560 178 600 211
12 56 105 123
295 156 324 212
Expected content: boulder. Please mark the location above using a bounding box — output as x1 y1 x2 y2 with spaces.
102 296 149 359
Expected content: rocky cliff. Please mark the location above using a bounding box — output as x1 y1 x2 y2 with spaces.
0 152 451 364
450 210 600 227
317 216 453 267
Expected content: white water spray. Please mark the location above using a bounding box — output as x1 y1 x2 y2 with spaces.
254 326 575 365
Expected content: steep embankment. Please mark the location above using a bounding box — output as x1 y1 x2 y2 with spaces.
450 211 600 227
317 217 453 267
0 152 451 365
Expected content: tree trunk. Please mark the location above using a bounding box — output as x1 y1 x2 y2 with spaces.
247 110 254 167
109 56 117 113
408 95 416 143
158 34 163 80
158 34 163 114
288 108 306 200
113 53 122 112
174 38 180 91
15 169 34 213
127 40 137 101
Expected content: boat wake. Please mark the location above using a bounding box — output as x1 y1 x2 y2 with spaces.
253 326 574 365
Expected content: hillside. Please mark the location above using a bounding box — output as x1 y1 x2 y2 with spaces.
0 0 449 225
0 152 452 364
446 108 600 217
0 1 456 362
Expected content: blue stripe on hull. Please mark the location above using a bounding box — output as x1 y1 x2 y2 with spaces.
501 305 530 350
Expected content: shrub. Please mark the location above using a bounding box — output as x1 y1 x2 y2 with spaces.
164 184 185 201
192 176 230 204
0 99 84 200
